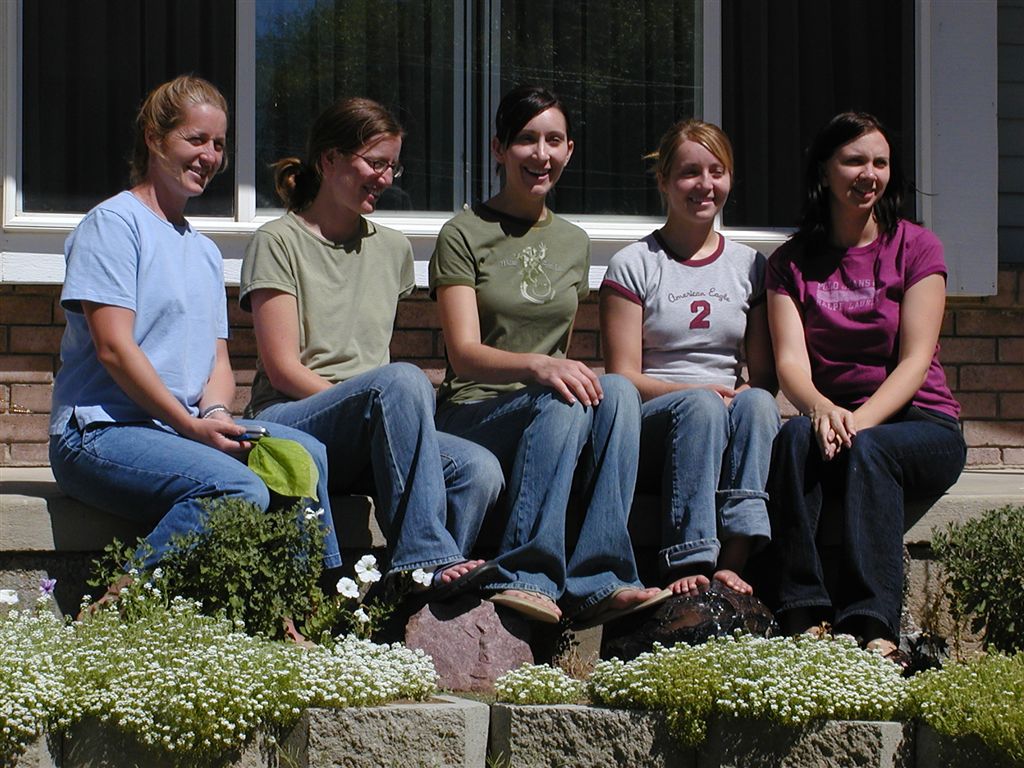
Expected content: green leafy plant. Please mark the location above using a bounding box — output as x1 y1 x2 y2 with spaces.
154 498 325 640
932 504 1024 652
908 651 1024 763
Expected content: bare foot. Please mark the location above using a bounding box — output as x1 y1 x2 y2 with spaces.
668 573 711 596
76 574 133 621
606 586 667 609
435 559 485 585
282 616 315 649
712 569 753 594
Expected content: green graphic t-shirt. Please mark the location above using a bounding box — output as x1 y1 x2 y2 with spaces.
429 203 590 405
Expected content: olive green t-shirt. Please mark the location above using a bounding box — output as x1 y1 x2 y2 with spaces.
429 204 590 405
240 212 415 415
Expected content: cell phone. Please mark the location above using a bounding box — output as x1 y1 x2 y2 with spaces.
231 426 269 442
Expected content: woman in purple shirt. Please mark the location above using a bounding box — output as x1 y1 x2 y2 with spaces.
764 112 966 666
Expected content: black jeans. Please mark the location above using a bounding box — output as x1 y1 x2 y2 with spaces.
763 407 966 639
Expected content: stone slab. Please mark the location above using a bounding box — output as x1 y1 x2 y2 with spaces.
489 703 695 768
0 467 383 551
914 723 1019 768
20 697 488 768
281 695 490 768
698 717 914 768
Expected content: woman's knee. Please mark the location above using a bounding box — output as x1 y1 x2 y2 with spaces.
597 373 641 412
731 388 781 427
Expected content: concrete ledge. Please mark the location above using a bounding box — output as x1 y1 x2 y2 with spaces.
15 696 488 768
5 467 1022 556
0 467 385 552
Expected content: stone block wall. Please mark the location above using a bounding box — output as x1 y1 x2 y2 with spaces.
2 266 1023 467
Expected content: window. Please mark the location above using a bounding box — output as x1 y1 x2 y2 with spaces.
1 0 1000 294
722 0 915 228
21 0 236 216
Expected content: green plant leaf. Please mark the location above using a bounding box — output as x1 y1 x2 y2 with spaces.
247 437 319 500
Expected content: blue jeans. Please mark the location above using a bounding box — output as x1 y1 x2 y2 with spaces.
638 387 780 575
764 407 966 639
49 415 341 570
255 363 503 575
435 374 644 613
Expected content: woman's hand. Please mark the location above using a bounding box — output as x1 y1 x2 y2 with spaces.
181 413 252 455
809 400 856 460
527 355 603 406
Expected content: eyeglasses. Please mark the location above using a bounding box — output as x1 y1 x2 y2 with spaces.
347 150 404 179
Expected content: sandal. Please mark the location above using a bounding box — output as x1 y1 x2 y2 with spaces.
418 559 500 602
488 590 562 624
570 587 672 630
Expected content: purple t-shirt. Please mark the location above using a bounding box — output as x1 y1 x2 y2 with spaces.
766 219 959 419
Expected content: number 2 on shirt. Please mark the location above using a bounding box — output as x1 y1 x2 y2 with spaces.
690 300 711 329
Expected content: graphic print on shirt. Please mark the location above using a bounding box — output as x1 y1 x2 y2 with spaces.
815 279 878 314
667 286 732 330
517 243 554 304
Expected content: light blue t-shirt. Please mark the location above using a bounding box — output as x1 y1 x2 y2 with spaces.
50 191 228 434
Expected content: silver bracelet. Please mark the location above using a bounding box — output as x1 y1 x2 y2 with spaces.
200 404 230 419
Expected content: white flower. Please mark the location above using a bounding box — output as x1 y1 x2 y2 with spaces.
152 568 164 580
354 555 381 584
353 607 370 623
0 589 19 605
410 568 432 587
304 507 324 520
336 577 359 599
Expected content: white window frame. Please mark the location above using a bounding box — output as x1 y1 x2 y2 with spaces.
0 0 998 294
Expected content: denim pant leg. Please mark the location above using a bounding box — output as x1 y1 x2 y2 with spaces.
718 388 779 547
641 388 730 575
436 431 505 556
563 374 645 612
239 418 341 569
436 387 592 600
50 418 271 569
832 414 966 637
765 415 833 617
257 362 464 574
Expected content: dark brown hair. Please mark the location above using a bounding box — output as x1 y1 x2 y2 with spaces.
273 97 404 211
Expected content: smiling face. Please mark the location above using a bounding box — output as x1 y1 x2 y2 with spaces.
822 129 891 217
659 139 731 226
320 133 402 218
147 102 227 202
491 106 574 204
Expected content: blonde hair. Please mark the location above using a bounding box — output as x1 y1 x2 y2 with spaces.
646 119 734 183
129 75 229 186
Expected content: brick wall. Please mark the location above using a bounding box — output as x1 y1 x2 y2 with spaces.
3 267 1023 467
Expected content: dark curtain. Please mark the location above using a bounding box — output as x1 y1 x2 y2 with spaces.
255 0 455 211
499 0 701 216
22 0 236 215
722 0 915 228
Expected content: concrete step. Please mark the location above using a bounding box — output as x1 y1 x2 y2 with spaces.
5 467 1022 556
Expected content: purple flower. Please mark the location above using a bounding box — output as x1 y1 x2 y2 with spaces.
39 578 57 596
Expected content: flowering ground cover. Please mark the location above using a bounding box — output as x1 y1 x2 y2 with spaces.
0 586 436 766
495 633 1024 762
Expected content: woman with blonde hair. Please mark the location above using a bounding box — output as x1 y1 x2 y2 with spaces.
50 76 337 583
601 119 779 597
